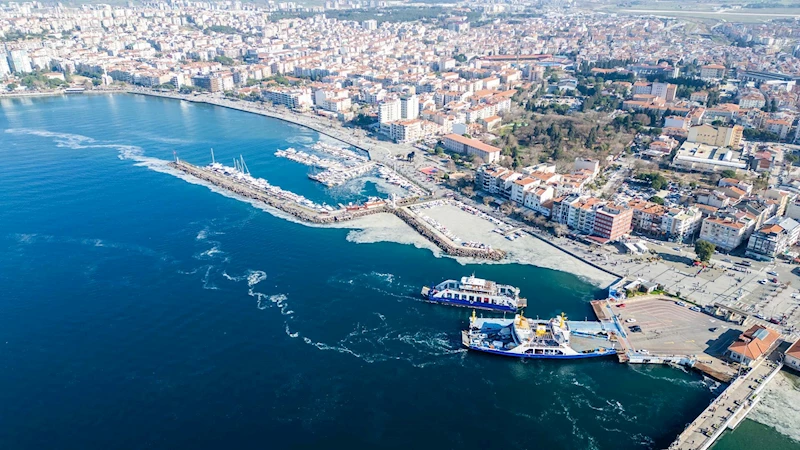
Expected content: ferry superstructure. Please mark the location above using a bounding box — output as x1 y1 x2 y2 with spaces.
462 311 617 359
420 275 526 312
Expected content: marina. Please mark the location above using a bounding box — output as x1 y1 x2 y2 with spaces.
168 155 506 260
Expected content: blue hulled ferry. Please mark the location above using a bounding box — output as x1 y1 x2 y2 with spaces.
420 275 526 312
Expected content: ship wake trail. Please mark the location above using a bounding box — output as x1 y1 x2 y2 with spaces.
299 313 466 368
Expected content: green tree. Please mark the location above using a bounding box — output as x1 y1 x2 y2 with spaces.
695 240 716 262
649 195 665 205
6 82 18 91
720 169 738 179
214 55 235 66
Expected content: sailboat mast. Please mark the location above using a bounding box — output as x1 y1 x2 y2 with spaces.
211 148 215 164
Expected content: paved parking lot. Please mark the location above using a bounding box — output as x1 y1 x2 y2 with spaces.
615 298 743 357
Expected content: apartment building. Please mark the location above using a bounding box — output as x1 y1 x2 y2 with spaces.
522 186 554 217
592 203 633 242
378 98 401 123
263 87 313 110
687 124 743 148
661 207 703 243
700 64 726 80
745 217 800 260
699 216 754 251
7 49 32 73
443 134 501 163
400 94 419 120
628 199 665 235
191 74 222 92
389 119 423 144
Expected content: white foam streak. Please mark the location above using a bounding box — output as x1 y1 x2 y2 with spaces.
749 371 800 443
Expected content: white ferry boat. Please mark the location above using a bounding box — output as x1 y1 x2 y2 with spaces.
420 275 526 312
462 311 617 359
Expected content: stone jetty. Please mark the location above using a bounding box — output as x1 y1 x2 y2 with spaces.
393 207 506 261
169 160 504 260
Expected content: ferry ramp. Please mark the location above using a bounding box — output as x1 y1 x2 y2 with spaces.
567 320 623 337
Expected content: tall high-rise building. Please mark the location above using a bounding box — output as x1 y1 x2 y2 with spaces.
400 94 419 120
7 49 32 73
378 98 401 123
362 19 377 31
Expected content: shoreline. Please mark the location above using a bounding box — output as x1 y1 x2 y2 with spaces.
128 89 385 161
0 88 125 99
136 89 624 285
16 88 621 286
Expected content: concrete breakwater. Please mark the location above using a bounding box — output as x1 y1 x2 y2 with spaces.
393 207 506 261
170 160 503 260
169 160 386 224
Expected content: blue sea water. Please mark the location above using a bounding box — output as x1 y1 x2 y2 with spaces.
0 94 755 449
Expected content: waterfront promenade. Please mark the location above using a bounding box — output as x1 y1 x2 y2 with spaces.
128 89 411 165
669 357 785 450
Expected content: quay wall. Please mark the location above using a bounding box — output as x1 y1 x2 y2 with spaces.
524 231 623 280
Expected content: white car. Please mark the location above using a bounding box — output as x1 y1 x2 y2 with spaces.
626 318 637 323
767 271 778 277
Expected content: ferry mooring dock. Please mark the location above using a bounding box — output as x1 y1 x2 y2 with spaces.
591 294 792 450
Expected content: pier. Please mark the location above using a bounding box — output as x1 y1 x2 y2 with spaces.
668 357 784 450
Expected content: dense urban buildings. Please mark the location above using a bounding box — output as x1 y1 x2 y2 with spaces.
3 0 800 256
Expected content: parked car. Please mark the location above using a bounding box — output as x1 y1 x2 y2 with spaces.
690 306 701 312
767 271 778 277
626 318 637 323
675 301 686 307
709 327 718 332
629 325 642 333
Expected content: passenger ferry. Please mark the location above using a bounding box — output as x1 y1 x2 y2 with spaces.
420 275 526 312
462 311 617 359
